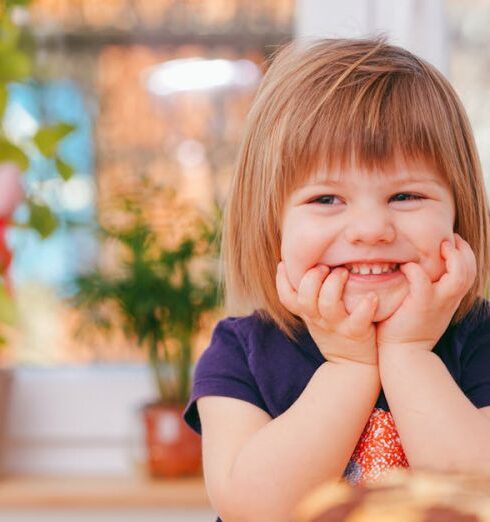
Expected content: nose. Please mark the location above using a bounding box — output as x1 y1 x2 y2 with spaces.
344 205 396 244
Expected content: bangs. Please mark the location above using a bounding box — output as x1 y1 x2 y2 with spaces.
279 59 455 192
223 38 489 339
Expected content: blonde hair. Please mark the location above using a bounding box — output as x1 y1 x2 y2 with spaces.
221 37 490 341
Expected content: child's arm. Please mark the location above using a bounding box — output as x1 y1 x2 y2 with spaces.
379 347 490 473
197 263 380 521
378 235 490 473
198 359 380 522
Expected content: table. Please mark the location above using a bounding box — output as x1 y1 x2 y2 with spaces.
0 475 215 522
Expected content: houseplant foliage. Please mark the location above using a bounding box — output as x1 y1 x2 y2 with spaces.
0 0 75 342
0 0 75 236
73 187 222 405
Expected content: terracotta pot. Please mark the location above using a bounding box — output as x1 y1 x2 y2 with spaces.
141 401 202 478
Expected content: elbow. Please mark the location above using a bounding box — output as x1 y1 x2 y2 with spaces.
208 484 253 522
219 506 292 522
218 489 293 522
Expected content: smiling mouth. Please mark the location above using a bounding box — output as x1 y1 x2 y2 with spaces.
342 262 400 275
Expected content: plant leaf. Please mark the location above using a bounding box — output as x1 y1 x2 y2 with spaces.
6 0 32 8
55 156 74 181
0 139 29 170
33 123 76 158
0 83 8 118
0 12 20 48
27 200 58 238
0 283 16 325
0 48 31 82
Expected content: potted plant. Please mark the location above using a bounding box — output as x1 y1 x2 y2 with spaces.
73 187 222 477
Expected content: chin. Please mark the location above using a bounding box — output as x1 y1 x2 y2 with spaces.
343 286 408 322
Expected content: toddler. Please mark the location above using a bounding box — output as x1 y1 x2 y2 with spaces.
184 38 490 522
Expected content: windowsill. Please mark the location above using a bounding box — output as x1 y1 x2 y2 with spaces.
0 474 210 509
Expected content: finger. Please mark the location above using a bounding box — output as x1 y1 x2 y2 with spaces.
343 292 378 337
455 234 477 285
276 262 302 315
399 262 432 299
439 239 462 282
438 238 475 298
296 264 331 318
317 267 349 321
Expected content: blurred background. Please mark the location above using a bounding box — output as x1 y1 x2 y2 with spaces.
0 0 488 520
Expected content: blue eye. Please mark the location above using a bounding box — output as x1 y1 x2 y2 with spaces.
390 193 423 202
311 195 341 205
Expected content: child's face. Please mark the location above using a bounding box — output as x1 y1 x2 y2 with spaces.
280 157 456 322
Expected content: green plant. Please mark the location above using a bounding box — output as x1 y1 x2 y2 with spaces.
73 190 222 404
0 0 75 341
0 0 75 236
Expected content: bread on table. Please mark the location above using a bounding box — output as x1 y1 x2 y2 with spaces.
294 469 490 522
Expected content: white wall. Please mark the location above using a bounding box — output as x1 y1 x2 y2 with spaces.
295 0 448 73
1 366 155 475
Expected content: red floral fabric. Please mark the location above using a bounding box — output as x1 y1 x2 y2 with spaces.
344 408 409 485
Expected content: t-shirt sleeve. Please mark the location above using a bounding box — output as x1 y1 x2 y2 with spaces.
183 318 268 435
460 317 490 409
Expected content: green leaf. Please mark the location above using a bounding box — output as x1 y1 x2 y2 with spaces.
0 283 16 325
27 201 58 238
0 139 29 170
55 156 74 181
33 123 76 158
0 83 8 118
0 48 31 82
6 0 32 8
0 12 20 48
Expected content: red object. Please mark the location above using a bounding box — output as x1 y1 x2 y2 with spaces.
0 163 23 218
0 220 11 270
346 408 409 485
0 219 13 295
142 402 202 478
0 162 23 293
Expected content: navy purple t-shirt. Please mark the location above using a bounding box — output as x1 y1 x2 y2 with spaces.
183 298 490 518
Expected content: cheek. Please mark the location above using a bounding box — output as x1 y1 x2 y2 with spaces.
281 217 330 290
398 200 454 278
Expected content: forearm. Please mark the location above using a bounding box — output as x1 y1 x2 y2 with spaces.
224 361 380 522
379 347 490 473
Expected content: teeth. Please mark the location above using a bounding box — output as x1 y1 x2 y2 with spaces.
346 263 399 275
359 264 371 275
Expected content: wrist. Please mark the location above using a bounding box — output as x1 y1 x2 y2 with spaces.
378 344 438 372
378 340 435 356
320 360 381 394
323 358 380 378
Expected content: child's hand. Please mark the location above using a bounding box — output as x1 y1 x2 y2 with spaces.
376 234 477 353
276 261 379 366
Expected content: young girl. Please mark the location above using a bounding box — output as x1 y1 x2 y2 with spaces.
183 38 490 521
